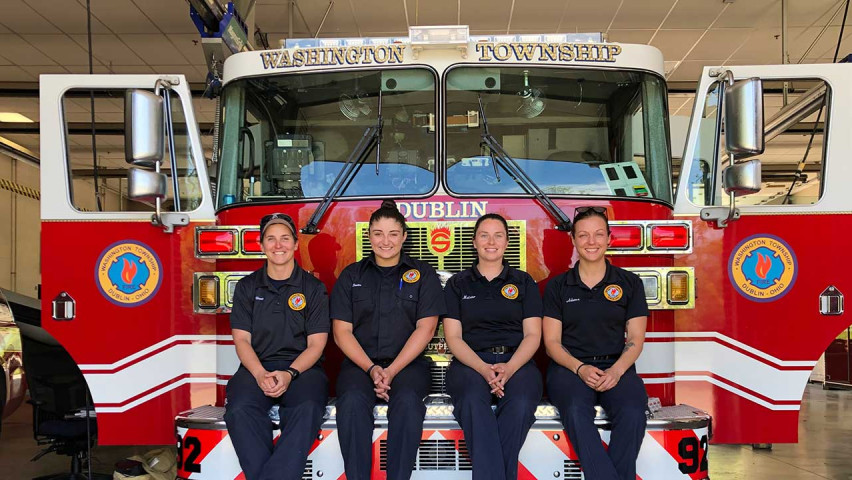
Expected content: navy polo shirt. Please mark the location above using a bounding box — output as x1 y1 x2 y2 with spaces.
330 253 446 360
230 263 330 362
542 261 648 359
444 261 542 351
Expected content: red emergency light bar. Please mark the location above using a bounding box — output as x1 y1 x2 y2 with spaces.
609 225 643 249
606 221 692 254
197 230 236 254
242 230 262 253
650 225 690 249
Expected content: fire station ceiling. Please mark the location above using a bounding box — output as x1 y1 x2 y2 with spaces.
0 0 846 178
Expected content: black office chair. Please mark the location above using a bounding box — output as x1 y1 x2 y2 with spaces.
19 321 111 480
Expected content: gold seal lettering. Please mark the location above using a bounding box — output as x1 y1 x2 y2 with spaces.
493 43 512 61
510 43 537 61
559 44 575 61
540 43 559 61
388 44 405 63
476 42 495 61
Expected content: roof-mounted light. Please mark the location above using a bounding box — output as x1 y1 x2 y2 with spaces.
471 33 604 44
284 36 407 49
409 25 469 45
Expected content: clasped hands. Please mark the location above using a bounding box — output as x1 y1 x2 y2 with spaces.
577 364 624 392
478 362 515 398
254 370 292 398
369 365 397 401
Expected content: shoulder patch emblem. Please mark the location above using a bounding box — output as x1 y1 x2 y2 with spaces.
288 293 307 311
403 269 421 283
501 284 519 300
604 284 623 302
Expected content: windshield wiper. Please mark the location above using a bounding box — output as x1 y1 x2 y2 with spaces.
302 91 384 234
477 96 572 231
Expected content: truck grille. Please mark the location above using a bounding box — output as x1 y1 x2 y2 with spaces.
564 459 583 479
356 221 527 273
380 439 472 471
430 362 449 394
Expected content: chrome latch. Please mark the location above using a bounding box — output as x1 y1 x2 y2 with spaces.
52 291 76 321
819 285 844 315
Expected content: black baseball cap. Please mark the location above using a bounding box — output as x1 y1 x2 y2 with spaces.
260 213 297 240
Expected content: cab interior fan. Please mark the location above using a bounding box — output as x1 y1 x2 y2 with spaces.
339 91 372 120
517 70 545 118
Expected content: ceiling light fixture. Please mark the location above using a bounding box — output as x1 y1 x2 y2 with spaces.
0 112 34 122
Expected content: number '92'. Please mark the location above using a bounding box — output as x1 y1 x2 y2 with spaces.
678 434 709 474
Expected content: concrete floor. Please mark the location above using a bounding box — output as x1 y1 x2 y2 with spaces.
0 383 850 479
709 384 852 480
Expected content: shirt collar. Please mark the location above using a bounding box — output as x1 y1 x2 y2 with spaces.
471 259 510 282
260 262 303 289
565 260 614 287
364 252 415 271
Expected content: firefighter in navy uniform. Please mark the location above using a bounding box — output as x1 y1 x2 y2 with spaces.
331 200 446 480
443 213 543 480
543 207 649 480
224 213 330 480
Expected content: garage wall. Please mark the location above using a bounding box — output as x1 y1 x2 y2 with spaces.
0 153 41 298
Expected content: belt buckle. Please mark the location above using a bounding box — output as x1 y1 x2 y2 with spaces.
492 346 508 354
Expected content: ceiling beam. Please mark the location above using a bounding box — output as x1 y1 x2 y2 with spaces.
0 83 209 98
0 122 214 135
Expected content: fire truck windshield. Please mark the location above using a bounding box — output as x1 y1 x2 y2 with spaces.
216 68 437 206
445 66 672 203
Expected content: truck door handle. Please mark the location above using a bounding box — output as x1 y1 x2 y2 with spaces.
52 292 76 321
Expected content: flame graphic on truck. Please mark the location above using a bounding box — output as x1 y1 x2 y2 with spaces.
121 258 138 284
755 253 772 280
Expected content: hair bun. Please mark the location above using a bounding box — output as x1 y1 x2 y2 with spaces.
380 199 398 211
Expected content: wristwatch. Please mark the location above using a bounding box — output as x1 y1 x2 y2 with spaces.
285 367 301 380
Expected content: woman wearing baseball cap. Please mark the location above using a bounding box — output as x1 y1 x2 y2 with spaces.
224 213 330 480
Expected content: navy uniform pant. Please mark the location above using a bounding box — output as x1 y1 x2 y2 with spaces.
335 357 429 480
547 361 647 480
224 361 328 480
446 352 543 480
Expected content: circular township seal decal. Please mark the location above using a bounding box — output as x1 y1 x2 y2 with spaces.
729 234 798 302
604 285 623 302
95 241 162 307
288 293 307 311
501 284 519 300
403 269 421 283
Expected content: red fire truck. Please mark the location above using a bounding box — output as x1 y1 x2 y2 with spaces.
36 24 849 479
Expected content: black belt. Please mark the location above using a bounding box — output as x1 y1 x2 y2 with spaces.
577 354 619 362
477 346 517 354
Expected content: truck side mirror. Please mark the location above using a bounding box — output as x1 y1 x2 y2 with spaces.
723 159 761 196
124 89 164 166
127 167 167 201
724 78 764 157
